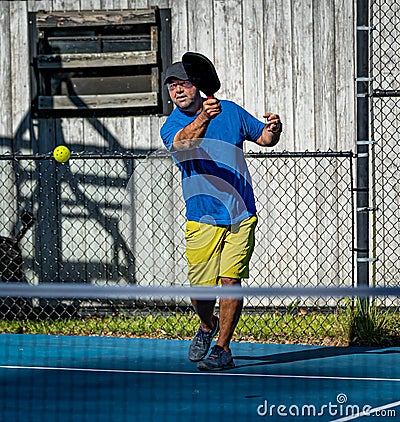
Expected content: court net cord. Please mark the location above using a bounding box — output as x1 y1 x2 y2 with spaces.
0 283 398 300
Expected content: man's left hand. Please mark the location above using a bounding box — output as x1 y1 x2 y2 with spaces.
263 112 282 133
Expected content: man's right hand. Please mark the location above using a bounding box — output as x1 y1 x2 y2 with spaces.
202 98 222 120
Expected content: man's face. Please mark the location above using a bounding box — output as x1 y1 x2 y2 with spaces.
167 79 200 111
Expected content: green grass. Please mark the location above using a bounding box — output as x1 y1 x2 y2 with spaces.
1 302 399 347
336 299 400 346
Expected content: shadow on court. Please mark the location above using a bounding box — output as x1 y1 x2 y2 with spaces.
0 335 399 422
234 345 395 369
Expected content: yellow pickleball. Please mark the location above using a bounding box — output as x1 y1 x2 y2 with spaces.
53 146 71 163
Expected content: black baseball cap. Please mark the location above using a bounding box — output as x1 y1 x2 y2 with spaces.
163 62 189 84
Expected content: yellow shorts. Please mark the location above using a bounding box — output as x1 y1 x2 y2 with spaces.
184 215 258 286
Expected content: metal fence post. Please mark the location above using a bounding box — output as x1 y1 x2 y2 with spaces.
356 0 371 298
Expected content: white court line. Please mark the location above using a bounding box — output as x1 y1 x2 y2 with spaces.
330 399 400 421
1 365 400 383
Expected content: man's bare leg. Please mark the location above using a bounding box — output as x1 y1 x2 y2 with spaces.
190 299 217 331
216 277 243 353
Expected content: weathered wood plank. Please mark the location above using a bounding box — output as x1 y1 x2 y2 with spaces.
0 1 12 141
59 75 154 96
213 0 243 104
52 0 79 12
36 9 156 27
37 50 157 69
263 0 295 151
27 1 52 12
242 0 265 118
38 92 158 109
78 0 102 10
313 0 337 150
171 0 188 59
313 0 342 288
187 0 214 59
335 0 355 151
127 1 150 9
292 0 315 150
10 1 31 140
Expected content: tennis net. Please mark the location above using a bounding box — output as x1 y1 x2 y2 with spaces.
0 283 399 421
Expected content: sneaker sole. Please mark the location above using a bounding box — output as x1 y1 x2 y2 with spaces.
188 316 219 362
189 355 206 363
197 360 235 371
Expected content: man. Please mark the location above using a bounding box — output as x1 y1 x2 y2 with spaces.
160 61 282 371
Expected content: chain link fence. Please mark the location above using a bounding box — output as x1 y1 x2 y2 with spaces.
0 2 397 344
370 0 400 302
0 151 355 333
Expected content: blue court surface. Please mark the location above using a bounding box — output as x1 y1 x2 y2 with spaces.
0 334 399 421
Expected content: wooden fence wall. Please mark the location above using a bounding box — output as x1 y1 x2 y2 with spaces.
0 0 356 152
0 0 356 288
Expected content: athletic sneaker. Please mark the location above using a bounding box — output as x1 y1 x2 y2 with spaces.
197 345 235 371
188 316 219 362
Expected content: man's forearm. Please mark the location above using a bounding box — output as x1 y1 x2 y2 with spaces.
258 127 281 147
256 120 282 147
172 111 212 151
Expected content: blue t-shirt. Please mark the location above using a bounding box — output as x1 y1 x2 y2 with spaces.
160 100 264 225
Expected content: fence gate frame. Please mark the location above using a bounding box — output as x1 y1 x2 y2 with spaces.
356 0 371 290
367 0 400 292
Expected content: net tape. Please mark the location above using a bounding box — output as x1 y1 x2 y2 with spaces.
0 283 399 300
